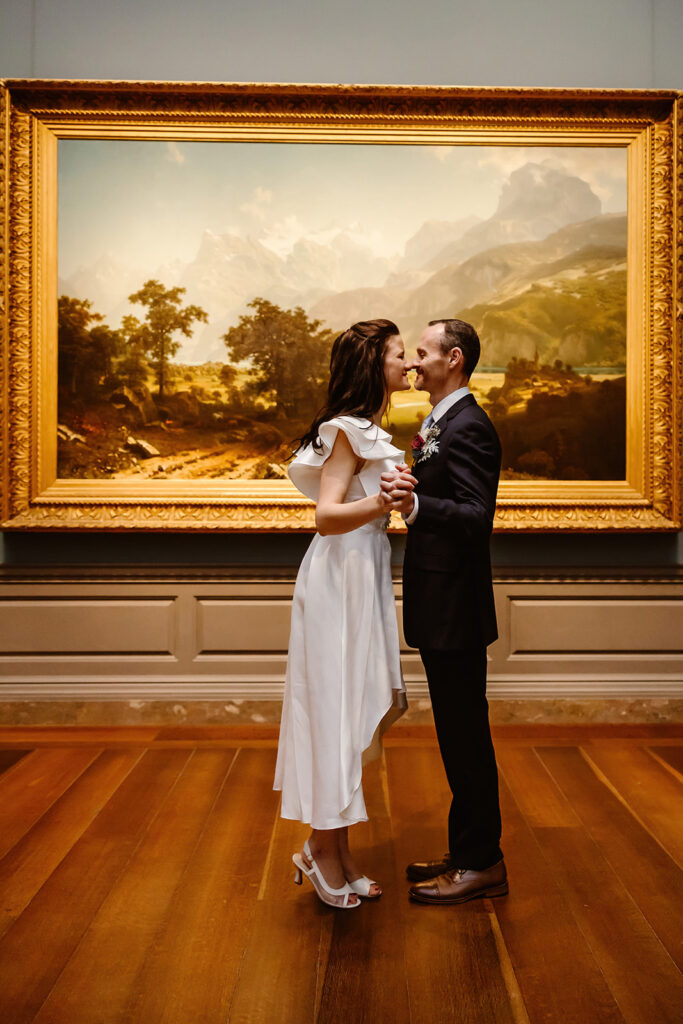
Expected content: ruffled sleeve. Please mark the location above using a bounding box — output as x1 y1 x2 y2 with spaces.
288 415 404 502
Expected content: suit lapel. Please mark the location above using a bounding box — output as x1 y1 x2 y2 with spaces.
412 394 476 476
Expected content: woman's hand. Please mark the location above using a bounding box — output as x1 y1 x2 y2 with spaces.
380 464 417 515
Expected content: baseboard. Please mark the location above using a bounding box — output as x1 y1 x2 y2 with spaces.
0 673 682 701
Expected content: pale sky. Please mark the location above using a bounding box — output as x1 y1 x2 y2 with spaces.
58 140 627 278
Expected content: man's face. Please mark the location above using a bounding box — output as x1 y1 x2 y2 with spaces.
408 324 453 398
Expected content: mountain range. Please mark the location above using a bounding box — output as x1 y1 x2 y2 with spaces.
58 161 624 364
312 214 626 348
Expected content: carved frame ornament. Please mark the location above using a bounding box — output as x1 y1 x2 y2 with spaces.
0 81 680 532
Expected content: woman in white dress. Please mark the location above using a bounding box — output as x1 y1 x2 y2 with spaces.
274 319 415 909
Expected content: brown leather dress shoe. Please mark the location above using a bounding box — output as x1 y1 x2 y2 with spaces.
405 853 453 882
409 858 508 904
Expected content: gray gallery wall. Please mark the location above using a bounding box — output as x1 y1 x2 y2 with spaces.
2 0 682 88
1 0 681 568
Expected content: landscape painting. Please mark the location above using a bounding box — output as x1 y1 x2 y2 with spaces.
57 140 627 483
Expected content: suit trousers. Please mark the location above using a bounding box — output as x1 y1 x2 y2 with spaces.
421 646 503 870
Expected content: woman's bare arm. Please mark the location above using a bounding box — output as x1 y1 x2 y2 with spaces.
315 431 391 536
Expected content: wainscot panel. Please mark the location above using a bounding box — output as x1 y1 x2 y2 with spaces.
0 567 681 704
196 598 292 655
509 598 683 654
0 597 176 655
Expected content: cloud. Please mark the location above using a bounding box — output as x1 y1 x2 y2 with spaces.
165 142 186 165
239 185 274 219
425 146 456 163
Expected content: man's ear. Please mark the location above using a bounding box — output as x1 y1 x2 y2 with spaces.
449 347 462 367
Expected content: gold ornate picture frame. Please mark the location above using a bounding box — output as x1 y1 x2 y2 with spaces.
0 80 680 531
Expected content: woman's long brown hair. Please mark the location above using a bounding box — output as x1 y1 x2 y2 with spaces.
296 318 399 452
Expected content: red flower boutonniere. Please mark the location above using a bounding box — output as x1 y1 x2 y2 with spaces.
411 424 441 464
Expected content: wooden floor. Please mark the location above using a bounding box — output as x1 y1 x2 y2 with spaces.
0 725 681 1024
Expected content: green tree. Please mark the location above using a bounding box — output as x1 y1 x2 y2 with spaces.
58 296 122 400
116 314 150 390
220 363 238 389
222 298 334 418
128 280 208 398
89 323 124 386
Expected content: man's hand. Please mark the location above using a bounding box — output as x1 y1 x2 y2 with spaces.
380 464 417 515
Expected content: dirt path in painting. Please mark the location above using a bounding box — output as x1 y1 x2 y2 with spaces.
117 444 276 480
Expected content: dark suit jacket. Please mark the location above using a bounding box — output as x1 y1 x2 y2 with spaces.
402 393 501 651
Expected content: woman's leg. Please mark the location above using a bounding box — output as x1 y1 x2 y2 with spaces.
338 826 382 897
305 827 360 906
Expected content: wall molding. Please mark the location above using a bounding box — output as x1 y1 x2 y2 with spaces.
1 565 682 584
0 677 681 701
1 565 681 702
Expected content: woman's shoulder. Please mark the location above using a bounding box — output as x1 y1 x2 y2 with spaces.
321 413 372 433
288 414 403 501
318 415 394 455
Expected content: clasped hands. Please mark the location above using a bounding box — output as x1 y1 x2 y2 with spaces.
379 464 417 516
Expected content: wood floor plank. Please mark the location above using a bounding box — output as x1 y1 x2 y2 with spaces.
0 748 144 938
648 744 683 778
0 748 190 1024
0 746 102 859
257 807 310 903
405 909 521 1024
488 769 625 1024
232 755 411 1024
227 800 326 1024
315 756 411 1024
386 745 516 1024
0 749 31 776
494 726 683 740
0 726 675 1023
31 749 237 1024
520 751 683 1024
535 745 683 970
0 725 680 748
580 741 683 865
529 825 683 1023
385 743 452 868
125 747 279 1024
228 899 332 1024
155 725 279 741
0 727 160 746
495 745 579 827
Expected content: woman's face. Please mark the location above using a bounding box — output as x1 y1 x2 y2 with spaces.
383 334 411 394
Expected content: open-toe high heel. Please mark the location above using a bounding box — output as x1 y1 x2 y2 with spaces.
347 874 382 899
292 840 360 909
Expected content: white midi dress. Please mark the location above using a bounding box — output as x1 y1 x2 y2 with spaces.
273 415 407 830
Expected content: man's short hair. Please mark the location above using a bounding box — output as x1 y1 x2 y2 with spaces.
429 319 481 378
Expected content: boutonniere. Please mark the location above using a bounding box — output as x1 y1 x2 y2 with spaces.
411 423 441 463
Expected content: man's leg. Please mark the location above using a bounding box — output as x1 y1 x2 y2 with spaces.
421 646 502 870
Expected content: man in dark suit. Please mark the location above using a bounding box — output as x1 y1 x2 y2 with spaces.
381 318 507 905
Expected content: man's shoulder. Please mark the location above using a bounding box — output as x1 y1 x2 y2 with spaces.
446 397 499 438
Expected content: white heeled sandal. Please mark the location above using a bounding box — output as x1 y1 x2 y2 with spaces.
347 874 382 899
292 840 360 909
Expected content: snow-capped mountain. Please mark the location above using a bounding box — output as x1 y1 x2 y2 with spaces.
58 161 613 363
422 163 601 271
